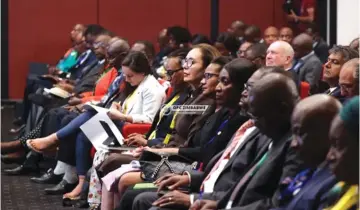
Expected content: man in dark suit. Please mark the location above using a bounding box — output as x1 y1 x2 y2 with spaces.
272 95 341 210
292 33 323 93
321 46 358 102
185 73 304 210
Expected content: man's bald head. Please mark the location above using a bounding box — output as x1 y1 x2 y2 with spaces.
279 27 294 43
249 73 298 138
228 20 247 38
292 33 313 59
266 41 294 69
264 26 279 46
291 95 342 167
244 25 262 43
107 39 130 69
339 58 359 97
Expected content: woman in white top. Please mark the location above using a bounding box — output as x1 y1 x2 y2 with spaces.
26 51 166 199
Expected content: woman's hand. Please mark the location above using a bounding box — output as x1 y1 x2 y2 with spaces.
124 133 147 146
107 108 126 121
110 102 122 111
189 200 218 210
68 97 82 106
131 146 145 158
152 190 191 208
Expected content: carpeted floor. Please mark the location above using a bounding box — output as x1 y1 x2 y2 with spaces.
1 105 78 210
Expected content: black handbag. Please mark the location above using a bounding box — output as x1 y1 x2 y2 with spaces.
139 150 198 182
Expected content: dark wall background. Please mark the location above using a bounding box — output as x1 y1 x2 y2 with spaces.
5 0 289 99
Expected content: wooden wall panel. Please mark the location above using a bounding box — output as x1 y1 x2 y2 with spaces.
98 0 188 52
187 0 211 38
219 0 275 34
8 0 97 99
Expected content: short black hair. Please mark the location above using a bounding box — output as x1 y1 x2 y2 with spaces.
192 34 212 45
211 56 231 67
216 32 240 56
244 25 262 43
167 48 191 66
246 43 267 59
122 51 152 75
134 40 156 61
167 26 192 45
84 24 107 37
329 45 359 62
224 58 257 91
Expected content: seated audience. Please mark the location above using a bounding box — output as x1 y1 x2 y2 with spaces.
292 33 323 92
134 72 304 210
321 96 359 209
322 46 359 102
244 43 267 69
279 27 294 43
305 23 330 64
338 58 359 99
227 20 247 43
25 51 166 198
263 26 279 46
274 95 341 209
214 32 240 58
236 41 253 58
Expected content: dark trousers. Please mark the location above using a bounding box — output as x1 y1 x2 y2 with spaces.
130 191 188 210
116 187 158 210
22 74 53 123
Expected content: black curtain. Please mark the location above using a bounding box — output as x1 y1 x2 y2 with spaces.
1 0 9 99
316 0 337 45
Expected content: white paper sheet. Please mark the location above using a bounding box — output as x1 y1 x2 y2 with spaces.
80 111 124 150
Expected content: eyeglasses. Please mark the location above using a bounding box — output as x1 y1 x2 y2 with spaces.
204 73 219 81
165 67 183 77
93 41 108 49
181 58 195 69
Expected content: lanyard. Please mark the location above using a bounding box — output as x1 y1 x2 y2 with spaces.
324 182 359 210
204 119 229 147
122 87 138 114
148 94 180 140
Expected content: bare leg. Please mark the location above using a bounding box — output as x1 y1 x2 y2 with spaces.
63 175 85 199
26 133 59 152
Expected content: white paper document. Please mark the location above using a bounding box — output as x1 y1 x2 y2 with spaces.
80 111 124 150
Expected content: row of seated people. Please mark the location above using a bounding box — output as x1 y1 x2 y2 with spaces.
1 22 359 210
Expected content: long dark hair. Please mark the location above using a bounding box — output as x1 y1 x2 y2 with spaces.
118 51 153 103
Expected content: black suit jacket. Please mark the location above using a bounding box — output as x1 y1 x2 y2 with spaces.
178 108 249 168
327 86 347 104
188 128 270 201
217 131 304 210
73 60 102 94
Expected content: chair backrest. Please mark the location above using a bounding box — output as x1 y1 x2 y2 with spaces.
157 78 173 98
300 81 310 99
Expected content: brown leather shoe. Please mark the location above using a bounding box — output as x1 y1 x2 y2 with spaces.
1 140 23 154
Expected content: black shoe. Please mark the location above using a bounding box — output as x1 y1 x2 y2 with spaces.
30 168 64 184
12 117 24 126
3 164 40 175
1 152 26 164
44 179 78 195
